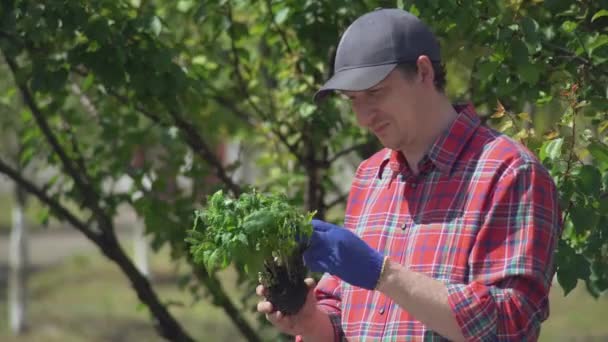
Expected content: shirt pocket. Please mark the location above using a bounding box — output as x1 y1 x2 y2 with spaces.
405 221 475 284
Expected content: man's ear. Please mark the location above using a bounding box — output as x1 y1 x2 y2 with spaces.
416 55 435 88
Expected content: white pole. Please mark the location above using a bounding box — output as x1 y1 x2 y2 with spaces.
8 187 28 334
133 218 149 279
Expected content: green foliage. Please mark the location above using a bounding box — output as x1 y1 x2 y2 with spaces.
187 189 314 280
2 0 608 340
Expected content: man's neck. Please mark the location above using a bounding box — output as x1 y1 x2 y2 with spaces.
400 99 458 175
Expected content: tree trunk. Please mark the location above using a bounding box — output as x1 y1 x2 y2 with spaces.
98 231 194 342
191 266 263 342
8 185 28 335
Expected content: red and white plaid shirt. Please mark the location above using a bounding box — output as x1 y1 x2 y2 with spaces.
299 103 561 341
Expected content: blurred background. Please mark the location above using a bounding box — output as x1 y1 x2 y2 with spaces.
1 0 608 341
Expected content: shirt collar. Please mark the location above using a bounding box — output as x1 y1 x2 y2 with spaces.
377 103 481 179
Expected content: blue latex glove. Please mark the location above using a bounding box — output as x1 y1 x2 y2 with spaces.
303 219 385 290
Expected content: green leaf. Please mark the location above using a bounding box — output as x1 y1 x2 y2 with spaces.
591 9 608 22
558 177 575 209
561 21 578 33
408 4 420 17
274 8 290 25
570 205 598 235
37 207 50 227
576 165 602 196
476 61 499 80
556 240 591 295
511 40 529 64
236 233 248 246
521 17 541 52
540 138 564 162
206 250 221 271
150 16 162 36
588 35 608 55
298 103 316 118
557 264 578 296
600 197 608 213
82 73 95 91
517 62 540 85
20 146 36 165
588 140 608 171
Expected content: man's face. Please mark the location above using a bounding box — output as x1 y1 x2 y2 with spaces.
342 67 426 151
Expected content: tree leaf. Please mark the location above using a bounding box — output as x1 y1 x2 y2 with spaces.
274 8 290 25
588 35 608 55
561 21 578 33
591 9 608 22
540 138 564 162
236 233 248 246
588 140 608 171
570 205 599 235
557 264 578 296
517 62 540 85
521 17 541 52
576 165 602 196
151 16 162 36
477 61 499 81
556 240 591 295
512 40 529 64
206 250 221 271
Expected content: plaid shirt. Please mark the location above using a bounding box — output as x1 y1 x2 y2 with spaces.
298 103 561 341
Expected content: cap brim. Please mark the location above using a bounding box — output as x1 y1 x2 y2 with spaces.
313 63 397 103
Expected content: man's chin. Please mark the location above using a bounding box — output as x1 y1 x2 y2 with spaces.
377 138 398 151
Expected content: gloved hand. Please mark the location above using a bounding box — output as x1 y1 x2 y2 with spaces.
302 219 385 290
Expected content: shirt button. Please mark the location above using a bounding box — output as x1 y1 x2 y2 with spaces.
378 307 385 315
410 182 417 188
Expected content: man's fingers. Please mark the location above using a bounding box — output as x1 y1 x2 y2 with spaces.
257 300 274 314
304 277 316 288
265 310 284 324
256 284 265 297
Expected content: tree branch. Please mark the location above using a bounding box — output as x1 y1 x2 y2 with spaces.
262 0 321 86
544 42 608 77
0 157 100 243
208 92 257 127
224 2 305 162
263 0 297 67
107 87 242 196
209 88 308 166
226 2 251 98
168 108 242 196
61 119 92 184
326 192 348 210
0 30 23 47
328 143 368 164
70 83 99 119
3 53 113 231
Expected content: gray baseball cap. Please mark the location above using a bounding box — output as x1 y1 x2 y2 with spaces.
314 8 441 103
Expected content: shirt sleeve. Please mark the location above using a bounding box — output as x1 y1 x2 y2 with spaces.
295 273 344 342
446 161 562 341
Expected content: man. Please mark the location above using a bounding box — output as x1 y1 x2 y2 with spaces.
256 8 561 341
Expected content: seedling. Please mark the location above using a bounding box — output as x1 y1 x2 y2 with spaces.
186 189 314 315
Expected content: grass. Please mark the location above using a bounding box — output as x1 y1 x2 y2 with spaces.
540 281 608 341
1 246 607 341
0 248 280 342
